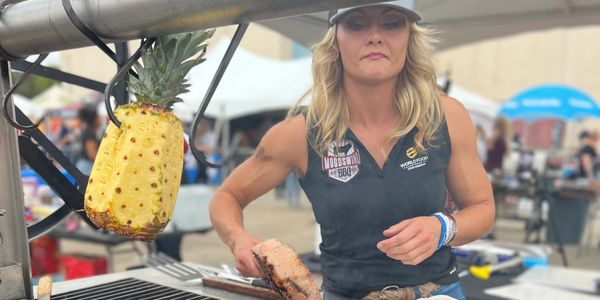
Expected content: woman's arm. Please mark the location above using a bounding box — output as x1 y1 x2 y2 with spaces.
209 115 307 276
581 153 595 180
376 97 495 265
443 96 495 245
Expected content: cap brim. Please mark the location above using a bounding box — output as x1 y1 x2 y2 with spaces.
329 4 421 25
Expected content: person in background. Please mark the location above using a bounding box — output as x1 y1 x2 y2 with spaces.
181 129 195 185
209 2 494 299
75 104 100 175
55 118 71 147
485 117 510 174
577 130 598 180
192 119 217 183
284 172 301 209
55 118 78 162
475 125 487 164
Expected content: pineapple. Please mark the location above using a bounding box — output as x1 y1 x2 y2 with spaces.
85 29 215 240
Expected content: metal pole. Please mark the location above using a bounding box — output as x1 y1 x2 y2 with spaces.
0 60 32 300
114 42 130 106
0 0 382 60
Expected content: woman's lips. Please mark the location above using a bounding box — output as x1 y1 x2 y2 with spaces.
363 52 387 60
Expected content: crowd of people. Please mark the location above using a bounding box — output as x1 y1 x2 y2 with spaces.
472 114 600 184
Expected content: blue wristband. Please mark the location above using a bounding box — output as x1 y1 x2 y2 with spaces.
433 213 446 250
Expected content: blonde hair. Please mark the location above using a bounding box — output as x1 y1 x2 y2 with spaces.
289 22 443 155
493 117 511 151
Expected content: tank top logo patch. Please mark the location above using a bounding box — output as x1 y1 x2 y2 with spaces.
400 147 429 171
321 139 361 183
406 147 418 159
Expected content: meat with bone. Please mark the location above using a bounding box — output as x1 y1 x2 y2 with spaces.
251 239 322 300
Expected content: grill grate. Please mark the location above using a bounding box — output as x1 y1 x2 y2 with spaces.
41 277 219 300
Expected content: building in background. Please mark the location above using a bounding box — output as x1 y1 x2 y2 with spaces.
434 26 600 105
435 26 600 153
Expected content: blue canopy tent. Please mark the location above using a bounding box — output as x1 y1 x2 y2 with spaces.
499 84 600 121
499 85 600 248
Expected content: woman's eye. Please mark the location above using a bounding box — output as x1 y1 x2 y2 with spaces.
342 19 368 31
383 16 406 29
381 15 405 29
383 21 402 29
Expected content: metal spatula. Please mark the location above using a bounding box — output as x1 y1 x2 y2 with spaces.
144 252 269 288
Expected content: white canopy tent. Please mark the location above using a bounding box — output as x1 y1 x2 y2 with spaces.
449 84 500 134
179 38 312 120
13 94 44 120
179 38 312 162
447 85 499 118
31 84 78 112
438 77 499 117
437 77 500 134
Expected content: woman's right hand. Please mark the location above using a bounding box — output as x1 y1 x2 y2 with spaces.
230 232 262 278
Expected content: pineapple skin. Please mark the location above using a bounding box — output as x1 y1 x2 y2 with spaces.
85 104 183 240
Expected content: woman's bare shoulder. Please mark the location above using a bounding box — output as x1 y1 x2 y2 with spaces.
440 95 468 117
440 95 471 126
440 95 477 148
258 114 308 169
265 114 307 142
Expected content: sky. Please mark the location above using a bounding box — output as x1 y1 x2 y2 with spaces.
24 52 60 67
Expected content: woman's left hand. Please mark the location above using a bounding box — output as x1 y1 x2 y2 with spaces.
377 216 441 265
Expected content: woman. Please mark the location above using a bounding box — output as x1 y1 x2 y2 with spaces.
577 130 598 180
475 125 488 164
485 117 510 174
209 1 494 299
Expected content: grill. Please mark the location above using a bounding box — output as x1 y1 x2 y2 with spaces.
40 278 219 300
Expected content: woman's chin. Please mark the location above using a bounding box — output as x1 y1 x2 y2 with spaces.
345 69 399 84
359 73 397 84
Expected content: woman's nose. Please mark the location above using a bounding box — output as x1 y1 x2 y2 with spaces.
367 25 383 45
368 39 383 45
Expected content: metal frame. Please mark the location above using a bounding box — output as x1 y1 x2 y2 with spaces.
0 59 33 300
0 1 383 299
0 17 147 300
12 59 106 92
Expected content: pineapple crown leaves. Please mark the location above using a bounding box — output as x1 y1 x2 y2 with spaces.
129 29 215 110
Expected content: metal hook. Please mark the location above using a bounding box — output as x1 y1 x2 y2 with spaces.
103 38 155 128
190 23 248 168
2 53 48 131
62 0 153 128
61 0 138 78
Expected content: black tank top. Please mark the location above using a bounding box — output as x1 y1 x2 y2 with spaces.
299 119 458 298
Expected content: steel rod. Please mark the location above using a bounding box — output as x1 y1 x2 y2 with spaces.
0 0 381 59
